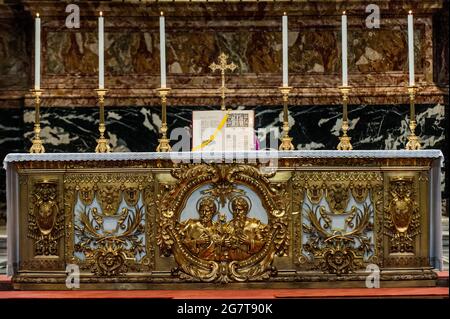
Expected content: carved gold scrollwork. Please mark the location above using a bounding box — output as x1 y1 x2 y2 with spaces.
384 177 420 253
28 181 64 256
65 173 154 276
75 202 145 276
295 172 383 275
157 164 289 283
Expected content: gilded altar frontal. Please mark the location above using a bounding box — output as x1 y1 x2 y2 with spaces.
6 152 440 290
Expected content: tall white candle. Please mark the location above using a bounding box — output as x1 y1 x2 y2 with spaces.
341 11 348 87
98 12 104 89
408 11 415 86
34 13 41 90
160 12 166 88
282 13 288 87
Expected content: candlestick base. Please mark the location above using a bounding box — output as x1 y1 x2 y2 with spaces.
278 86 294 151
30 124 45 154
337 87 353 151
29 89 45 154
95 89 111 153
406 120 421 150
95 123 111 153
156 88 172 152
156 122 172 152
279 126 294 151
405 86 421 150
95 139 111 153
337 122 353 151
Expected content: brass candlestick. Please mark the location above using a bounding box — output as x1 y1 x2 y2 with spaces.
405 85 421 150
337 86 352 150
156 87 172 152
95 89 111 153
209 53 237 111
279 86 294 150
29 89 45 153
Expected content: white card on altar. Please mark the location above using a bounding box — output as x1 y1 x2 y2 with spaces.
192 110 255 152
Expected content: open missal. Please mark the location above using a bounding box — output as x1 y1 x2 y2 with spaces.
192 110 255 151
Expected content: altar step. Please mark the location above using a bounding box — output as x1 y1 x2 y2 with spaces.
0 283 447 299
0 272 447 295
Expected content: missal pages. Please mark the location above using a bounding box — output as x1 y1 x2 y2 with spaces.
192 110 255 152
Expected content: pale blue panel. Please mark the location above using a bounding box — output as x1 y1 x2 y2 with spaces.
301 188 375 261
73 191 147 262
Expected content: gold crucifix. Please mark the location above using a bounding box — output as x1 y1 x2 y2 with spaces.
209 52 237 110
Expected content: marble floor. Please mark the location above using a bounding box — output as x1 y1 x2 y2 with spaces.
0 221 448 275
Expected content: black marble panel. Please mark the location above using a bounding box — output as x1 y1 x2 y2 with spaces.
0 103 446 224
19 103 445 152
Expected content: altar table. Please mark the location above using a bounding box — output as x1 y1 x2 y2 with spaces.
3 150 443 289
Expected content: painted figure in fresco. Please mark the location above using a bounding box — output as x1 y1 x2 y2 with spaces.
64 33 83 74
132 33 159 74
80 33 98 74
180 197 219 259
225 196 267 260
247 32 280 73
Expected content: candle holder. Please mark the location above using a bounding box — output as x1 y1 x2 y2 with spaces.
95 89 111 153
156 87 172 152
337 86 352 150
279 86 294 150
405 85 421 150
29 89 45 153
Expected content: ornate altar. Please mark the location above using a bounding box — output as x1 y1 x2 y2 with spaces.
3 150 443 289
